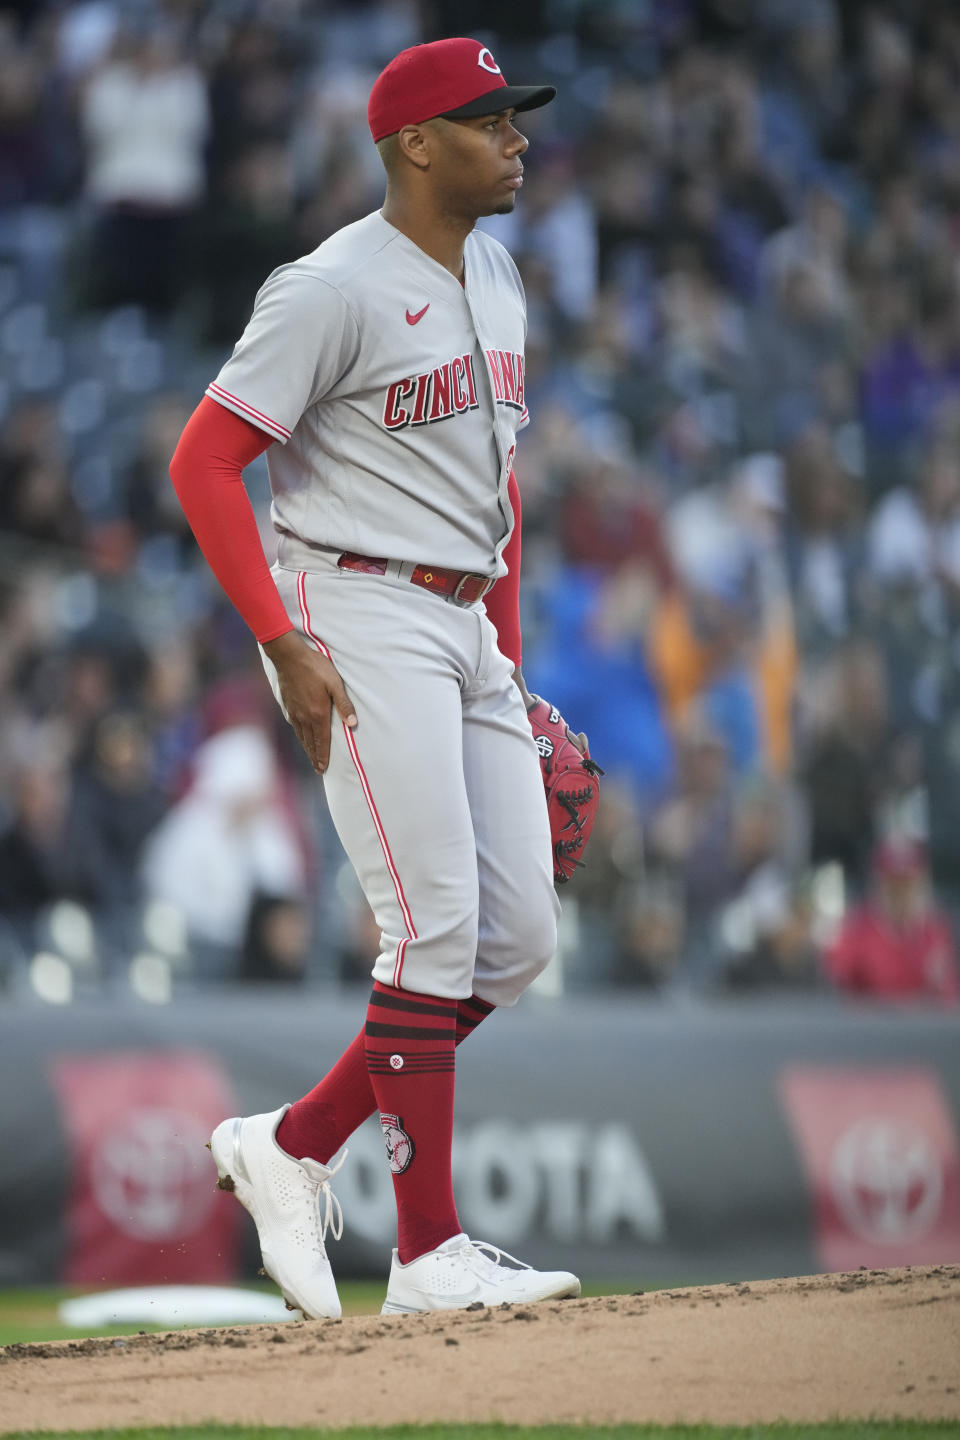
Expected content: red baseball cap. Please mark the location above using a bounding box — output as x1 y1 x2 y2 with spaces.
368 37 556 143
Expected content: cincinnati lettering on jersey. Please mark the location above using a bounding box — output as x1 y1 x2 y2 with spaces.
484 349 525 412
383 352 479 430
381 349 526 430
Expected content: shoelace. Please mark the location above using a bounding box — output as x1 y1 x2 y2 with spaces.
459 1237 531 1282
299 1148 347 1244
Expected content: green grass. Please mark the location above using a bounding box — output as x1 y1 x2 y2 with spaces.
0 1282 383 1346
0 1280 630 1347
5 1424 960 1439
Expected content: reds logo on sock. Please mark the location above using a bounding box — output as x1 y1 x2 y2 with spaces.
380 1112 415 1174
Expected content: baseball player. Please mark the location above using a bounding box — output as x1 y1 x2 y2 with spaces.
170 37 584 1318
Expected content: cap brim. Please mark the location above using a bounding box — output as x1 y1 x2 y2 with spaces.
442 84 556 119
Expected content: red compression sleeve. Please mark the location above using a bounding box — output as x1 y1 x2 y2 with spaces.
169 395 294 644
484 469 523 667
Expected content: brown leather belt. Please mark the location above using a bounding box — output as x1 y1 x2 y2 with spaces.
337 552 495 605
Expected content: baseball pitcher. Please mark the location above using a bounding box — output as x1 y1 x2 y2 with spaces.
170 36 598 1318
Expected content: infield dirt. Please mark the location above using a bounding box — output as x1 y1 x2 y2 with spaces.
0 1266 958 1432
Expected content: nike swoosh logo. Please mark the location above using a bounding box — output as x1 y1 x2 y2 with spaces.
406 304 430 325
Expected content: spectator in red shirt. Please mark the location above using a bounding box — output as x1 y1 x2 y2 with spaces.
824 839 959 1004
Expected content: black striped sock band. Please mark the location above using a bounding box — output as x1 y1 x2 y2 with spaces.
371 990 460 1021
365 1020 457 1041
367 1056 456 1074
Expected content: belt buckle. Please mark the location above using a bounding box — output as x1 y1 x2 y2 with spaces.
453 572 492 604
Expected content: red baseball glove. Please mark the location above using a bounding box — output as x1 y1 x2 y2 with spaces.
526 695 603 884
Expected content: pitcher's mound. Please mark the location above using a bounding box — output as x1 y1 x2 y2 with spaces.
1 1265 958 1433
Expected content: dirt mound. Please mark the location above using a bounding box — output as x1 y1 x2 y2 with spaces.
1 1266 958 1432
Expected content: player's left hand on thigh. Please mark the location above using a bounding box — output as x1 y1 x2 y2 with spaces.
263 629 357 775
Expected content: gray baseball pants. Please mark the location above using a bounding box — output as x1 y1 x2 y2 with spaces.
262 554 559 1005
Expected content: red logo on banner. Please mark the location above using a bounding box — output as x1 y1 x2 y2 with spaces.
779 1066 960 1271
51 1051 240 1286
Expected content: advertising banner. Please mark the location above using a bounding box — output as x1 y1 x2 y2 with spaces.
51 1050 240 1286
1 994 958 1287
779 1066 960 1272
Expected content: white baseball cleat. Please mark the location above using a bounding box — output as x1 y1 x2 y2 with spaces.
208 1105 345 1320
380 1232 581 1314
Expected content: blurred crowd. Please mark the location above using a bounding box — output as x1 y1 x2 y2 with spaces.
1 0 959 1004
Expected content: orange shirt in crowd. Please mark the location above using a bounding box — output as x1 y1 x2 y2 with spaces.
648 589 796 776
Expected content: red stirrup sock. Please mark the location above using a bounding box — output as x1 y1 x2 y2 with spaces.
365 980 460 1263
456 993 494 1043
275 1032 370 1165
276 993 495 1165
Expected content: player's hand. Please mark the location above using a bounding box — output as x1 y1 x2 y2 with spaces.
514 670 589 757
568 728 589 756
263 630 357 775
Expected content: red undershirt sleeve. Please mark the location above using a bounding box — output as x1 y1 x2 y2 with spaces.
168 395 294 644
484 469 523 668
170 400 524 660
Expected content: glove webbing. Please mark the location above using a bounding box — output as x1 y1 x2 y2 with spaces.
557 783 596 833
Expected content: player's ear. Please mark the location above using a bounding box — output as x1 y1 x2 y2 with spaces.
396 123 431 171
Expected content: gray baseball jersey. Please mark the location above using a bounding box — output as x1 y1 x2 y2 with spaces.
206 209 529 576
213 206 557 1006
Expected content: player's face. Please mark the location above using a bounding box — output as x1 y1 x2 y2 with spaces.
431 110 529 218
